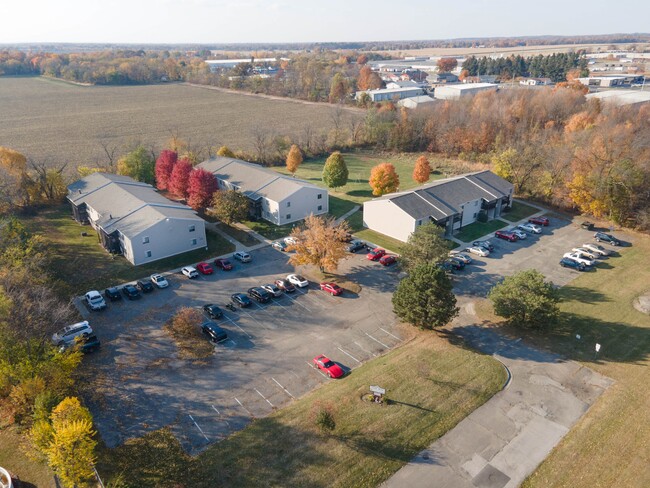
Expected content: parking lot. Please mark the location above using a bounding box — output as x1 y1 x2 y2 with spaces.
79 246 406 454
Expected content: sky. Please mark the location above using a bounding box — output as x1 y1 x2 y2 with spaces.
2 0 650 44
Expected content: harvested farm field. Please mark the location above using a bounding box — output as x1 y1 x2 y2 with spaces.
0 76 356 166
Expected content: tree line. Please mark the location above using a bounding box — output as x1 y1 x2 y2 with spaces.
462 52 589 82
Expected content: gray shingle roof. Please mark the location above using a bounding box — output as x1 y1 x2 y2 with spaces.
198 157 323 203
67 173 202 239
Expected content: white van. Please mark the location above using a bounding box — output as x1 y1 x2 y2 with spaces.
52 321 93 345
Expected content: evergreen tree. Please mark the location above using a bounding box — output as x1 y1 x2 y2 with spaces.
322 151 349 190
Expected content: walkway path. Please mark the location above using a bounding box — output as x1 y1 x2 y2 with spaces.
335 205 361 225
383 297 613 488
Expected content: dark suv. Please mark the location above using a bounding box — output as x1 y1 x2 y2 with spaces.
248 287 271 303
122 284 141 300
105 287 122 301
347 240 366 253
201 321 228 343
594 232 620 246
136 279 154 293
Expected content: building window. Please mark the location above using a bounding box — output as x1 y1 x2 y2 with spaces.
317 194 322 199
191 238 197 246
417 219 422 226
286 214 291 220
142 236 149 244
287 201 291 208
473 213 478 219
189 225 195 232
145 250 152 258
318 205 322 211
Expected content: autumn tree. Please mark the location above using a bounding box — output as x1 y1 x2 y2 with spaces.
155 149 178 190
216 145 235 158
187 168 217 210
208 189 249 225
413 155 432 184
116 145 155 184
168 158 193 198
329 73 349 104
322 151 349 190
369 162 400 196
356 54 368 65
437 57 458 73
285 144 303 176
392 263 458 329
0 146 30 210
287 215 350 272
357 65 383 90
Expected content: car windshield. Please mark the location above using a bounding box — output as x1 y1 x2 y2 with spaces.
323 360 334 368
296 276 305 281
90 296 102 302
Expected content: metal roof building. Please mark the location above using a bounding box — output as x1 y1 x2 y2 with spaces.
586 89 650 107
433 83 498 100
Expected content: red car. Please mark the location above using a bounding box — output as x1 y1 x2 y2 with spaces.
379 255 397 266
495 230 518 242
366 248 386 261
313 355 344 378
196 262 214 274
214 258 233 271
528 216 550 226
320 282 343 296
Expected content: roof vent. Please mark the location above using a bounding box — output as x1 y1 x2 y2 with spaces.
109 214 113 219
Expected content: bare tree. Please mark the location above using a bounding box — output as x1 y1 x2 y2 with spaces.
329 105 345 148
301 124 314 155
250 125 271 164
98 139 118 169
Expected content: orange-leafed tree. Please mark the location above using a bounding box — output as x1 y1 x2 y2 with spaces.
413 156 432 184
369 163 400 196
356 54 368 65
285 144 303 176
287 214 350 273
437 57 458 73
357 66 383 91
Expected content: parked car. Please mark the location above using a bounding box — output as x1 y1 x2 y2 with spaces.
339 232 353 243
136 279 154 293
84 290 106 311
261 283 283 297
581 221 595 230
473 240 495 252
449 251 472 264
196 262 214 275
518 222 542 234
214 258 233 270
201 321 228 343
52 321 93 345
379 255 397 266
529 216 550 226
59 334 101 354
122 284 141 300
233 251 252 262
446 258 465 270
104 286 122 301
465 246 490 257
366 248 386 261
495 230 518 242
313 354 344 378
320 282 343 296
150 274 169 288
560 257 586 271
181 266 199 278
248 287 272 303
346 240 367 253
272 240 288 252
437 261 455 274
274 279 296 293
563 252 595 267
572 247 599 260
231 293 252 308
203 304 224 319
284 236 298 245
582 243 611 257
594 232 620 246
511 229 527 240
287 274 309 288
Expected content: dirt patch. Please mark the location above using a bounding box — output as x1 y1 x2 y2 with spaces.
633 291 650 315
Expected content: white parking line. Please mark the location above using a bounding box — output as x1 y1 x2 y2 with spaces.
379 327 401 341
354 341 377 357
365 332 390 349
222 315 253 338
188 414 209 441
307 361 327 377
272 377 295 398
255 388 274 408
234 397 253 417
228 339 237 346
282 292 312 312
211 405 230 426
239 310 270 329
337 346 361 364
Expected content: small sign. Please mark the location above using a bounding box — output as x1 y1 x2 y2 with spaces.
595 343 601 352
370 385 386 395
576 334 581 340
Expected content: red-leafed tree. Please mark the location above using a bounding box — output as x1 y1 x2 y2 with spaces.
168 158 193 198
155 150 177 190
187 168 218 210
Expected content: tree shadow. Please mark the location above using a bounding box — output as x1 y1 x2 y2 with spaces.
346 189 374 199
385 399 436 413
559 285 609 304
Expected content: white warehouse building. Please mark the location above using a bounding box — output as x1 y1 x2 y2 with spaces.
433 83 498 100
356 86 425 102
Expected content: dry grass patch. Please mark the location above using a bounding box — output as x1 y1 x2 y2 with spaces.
163 307 213 360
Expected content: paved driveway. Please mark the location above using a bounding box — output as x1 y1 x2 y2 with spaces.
79 246 406 453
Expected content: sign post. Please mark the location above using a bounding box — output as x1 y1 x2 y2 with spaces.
370 385 386 403
595 343 601 359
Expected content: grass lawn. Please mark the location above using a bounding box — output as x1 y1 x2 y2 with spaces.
475 235 650 488
454 219 509 243
327 194 358 219
242 218 295 241
217 223 260 247
0 427 55 487
500 201 540 223
97 332 506 487
20 205 234 296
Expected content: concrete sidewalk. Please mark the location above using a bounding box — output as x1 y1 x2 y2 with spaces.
383 298 613 488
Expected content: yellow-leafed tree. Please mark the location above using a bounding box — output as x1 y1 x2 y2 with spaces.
287 215 350 273
285 144 303 176
369 162 400 196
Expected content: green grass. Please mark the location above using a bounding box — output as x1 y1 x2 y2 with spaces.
327 195 358 219
455 219 509 243
242 219 295 240
97 332 506 487
20 205 234 295
0 426 55 487
500 201 540 222
474 235 650 488
217 223 260 247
